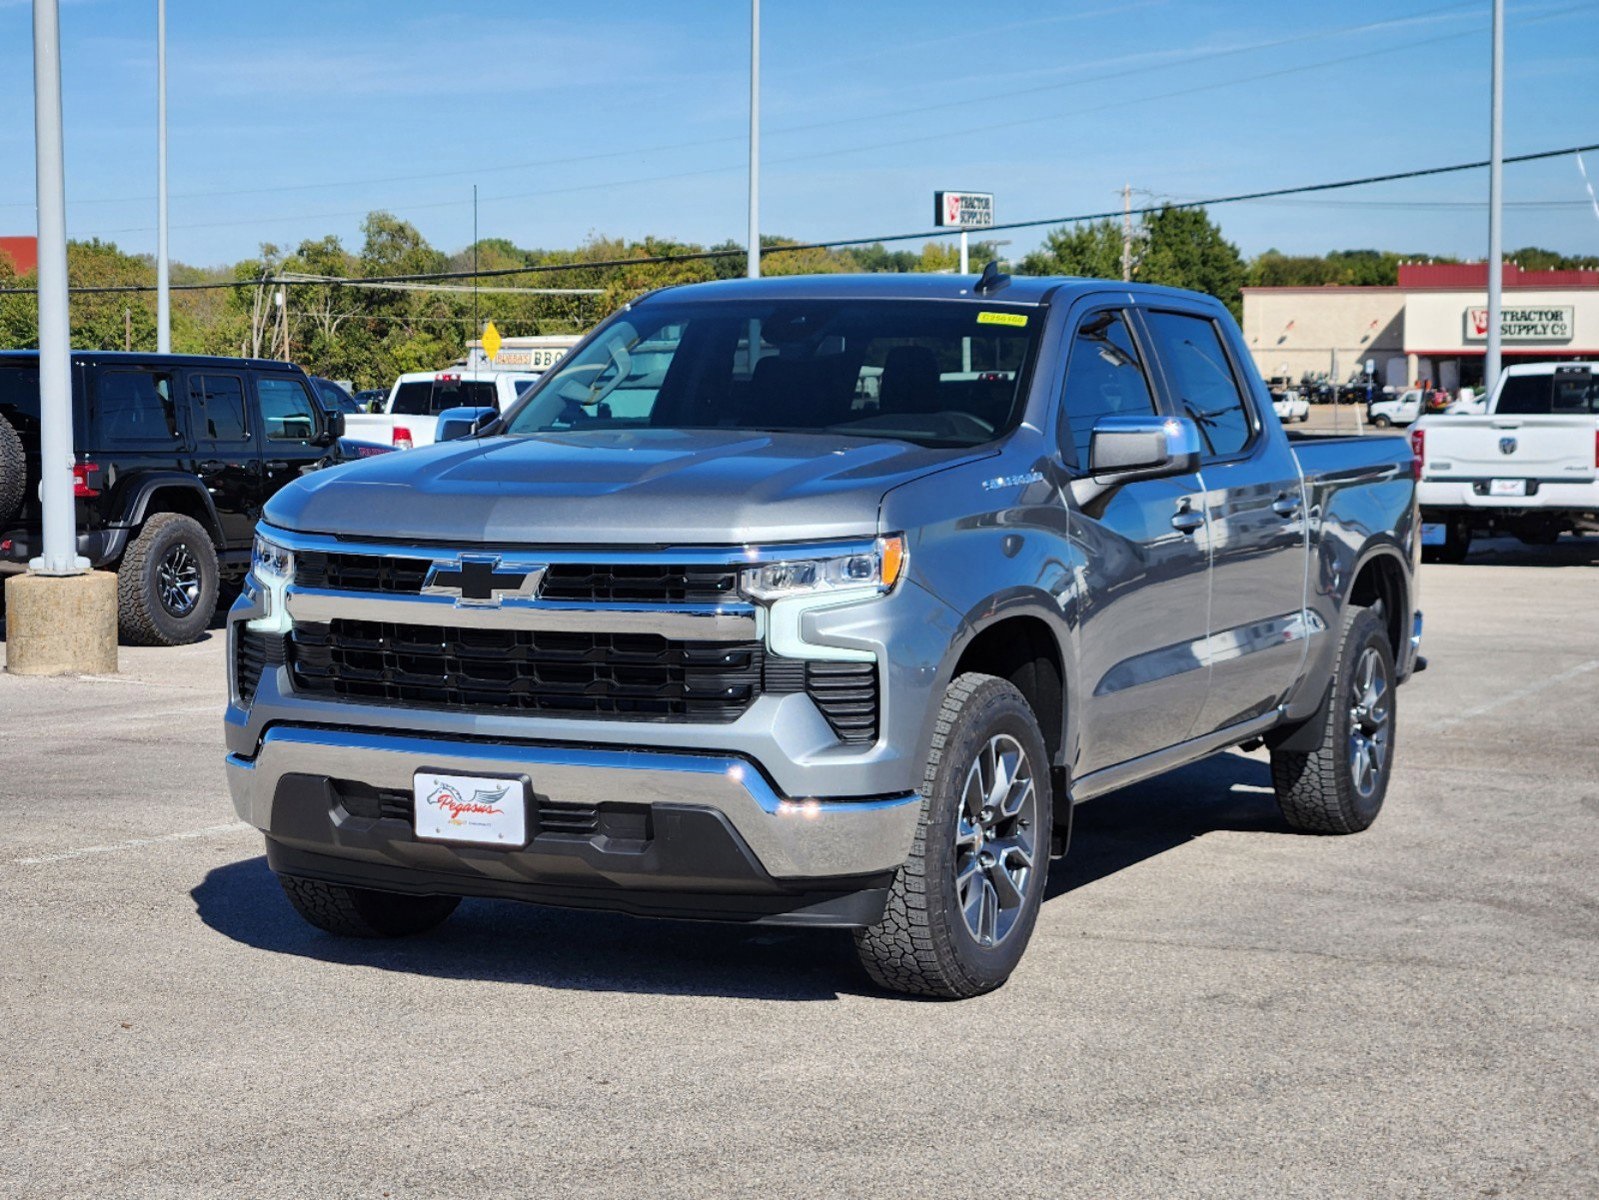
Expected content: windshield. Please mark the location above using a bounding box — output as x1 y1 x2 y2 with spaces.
1496 370 1599 415
503 299 1040 447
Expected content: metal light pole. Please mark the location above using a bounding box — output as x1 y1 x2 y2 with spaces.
747 0 760 279
1484 0 1504 395
156 0 170 353
31 0 85 576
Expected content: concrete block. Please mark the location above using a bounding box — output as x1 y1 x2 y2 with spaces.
3 569 118 676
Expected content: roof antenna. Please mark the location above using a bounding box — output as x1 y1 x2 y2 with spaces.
974 260 1011 295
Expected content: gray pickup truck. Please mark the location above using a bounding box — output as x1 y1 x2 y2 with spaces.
225 271 1422 998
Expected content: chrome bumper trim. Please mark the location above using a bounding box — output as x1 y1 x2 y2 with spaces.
284 588 759 640
227 726 922 881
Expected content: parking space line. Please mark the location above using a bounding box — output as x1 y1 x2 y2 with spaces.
1434 658 1599 731
10 822 251 866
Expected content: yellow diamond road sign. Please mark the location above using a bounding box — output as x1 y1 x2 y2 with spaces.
481 321 501 363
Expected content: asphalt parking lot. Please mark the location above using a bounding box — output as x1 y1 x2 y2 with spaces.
2 541 1596 1199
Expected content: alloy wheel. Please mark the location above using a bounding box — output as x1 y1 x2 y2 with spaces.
1348 646 1391 799
157 542 202 617
953 733 1038 948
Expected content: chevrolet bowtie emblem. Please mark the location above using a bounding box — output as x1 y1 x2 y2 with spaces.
422 556 545 606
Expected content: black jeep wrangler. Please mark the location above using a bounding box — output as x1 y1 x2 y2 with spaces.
0 351 375 645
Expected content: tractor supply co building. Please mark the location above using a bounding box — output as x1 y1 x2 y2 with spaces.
1242 262 1598 393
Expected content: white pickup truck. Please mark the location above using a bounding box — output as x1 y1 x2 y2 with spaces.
1413 362 1598 560
343 370 544 450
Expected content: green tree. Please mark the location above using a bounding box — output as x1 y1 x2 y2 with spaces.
1020 218 1123 280
1137 206 1247 316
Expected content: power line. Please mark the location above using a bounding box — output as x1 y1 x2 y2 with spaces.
3 141 1594 297
0 0 1498 217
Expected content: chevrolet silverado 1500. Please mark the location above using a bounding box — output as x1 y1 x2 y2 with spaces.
226 271 1422 998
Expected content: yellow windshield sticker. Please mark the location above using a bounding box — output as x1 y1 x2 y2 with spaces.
977 311 1028 327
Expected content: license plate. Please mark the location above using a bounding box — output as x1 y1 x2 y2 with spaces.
1489 478 1526 497
1420 522 1447 546
413 770 528 846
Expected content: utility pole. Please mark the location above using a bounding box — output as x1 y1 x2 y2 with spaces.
1485 0 1505 396
9 0 118 678
156 0 170 353
472 184 479 355
747 0 760 279
1121 182 1133 282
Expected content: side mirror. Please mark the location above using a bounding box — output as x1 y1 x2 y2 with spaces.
1071 415 1202 507
315 411 345 445
435 405 499 443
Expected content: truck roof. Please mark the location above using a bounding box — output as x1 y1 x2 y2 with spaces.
0 349 297 371
640 273 1214 308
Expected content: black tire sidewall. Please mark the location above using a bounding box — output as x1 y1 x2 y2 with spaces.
0 414 25 526
122 515 218 645
922 680 1054 991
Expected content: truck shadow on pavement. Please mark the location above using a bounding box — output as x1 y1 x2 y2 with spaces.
1455 535 1599 568
190 752 1285 999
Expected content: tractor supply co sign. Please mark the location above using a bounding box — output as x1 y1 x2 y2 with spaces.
935 191 994 228
1465 306 1574 343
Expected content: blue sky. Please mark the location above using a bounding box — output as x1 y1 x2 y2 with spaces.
0 0 1596 268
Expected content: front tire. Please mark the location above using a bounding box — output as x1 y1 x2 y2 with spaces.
854 674 1053 999
1371 414 1392 428
116 512 219 645
279 874 460 937
1271 606 1396 834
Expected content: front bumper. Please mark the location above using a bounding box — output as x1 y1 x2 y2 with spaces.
227 725 922 925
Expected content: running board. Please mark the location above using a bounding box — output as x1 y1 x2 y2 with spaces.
1069 711 1282 804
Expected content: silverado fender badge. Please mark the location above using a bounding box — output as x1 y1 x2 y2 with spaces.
422 555 546 607
981 470 1045 492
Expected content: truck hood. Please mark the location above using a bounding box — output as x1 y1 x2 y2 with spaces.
266 427 990 545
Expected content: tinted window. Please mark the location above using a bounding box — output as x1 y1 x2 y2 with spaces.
1497 371 1599 414
190 374 248 441
313 379 359 414
505 300 1038 448
96 371 179 444
1145 310 1254 457
256 377 319 441
1059 310 1157 466
391 378 498 415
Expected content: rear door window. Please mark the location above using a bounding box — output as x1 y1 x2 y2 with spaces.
95 370 181 446
256 376 320 441
189 374 249 442
1058 309 1158 466
1144 310 1255 458
390 378 499 415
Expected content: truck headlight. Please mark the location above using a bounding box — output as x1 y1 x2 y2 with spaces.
739 536 906 601
251 531 294 585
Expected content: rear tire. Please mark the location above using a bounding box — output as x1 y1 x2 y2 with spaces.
116 512 219 645
1371 414 1392 429
1271 606 1395 835
854 673 1053 999
0 414 24 526
278 874 460 938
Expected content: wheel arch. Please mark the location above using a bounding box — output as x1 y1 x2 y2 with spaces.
120 475 225 547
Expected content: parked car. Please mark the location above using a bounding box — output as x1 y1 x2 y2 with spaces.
1271 388 1310 423
0 351 377 645
1367 388 1425 428
310 376 361 415
1414 361 1599 560
343 369 546 450
351 387 387 412
226 273 1421 998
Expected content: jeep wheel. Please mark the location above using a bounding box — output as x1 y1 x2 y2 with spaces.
278 874 460 937
0 413 24 526
116 512 219 645
854 673 1053 999
1271 606 1396 835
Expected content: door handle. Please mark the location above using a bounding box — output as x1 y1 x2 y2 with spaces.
1171 506 1205 535
198 459 225 473
264 460 291 472
1272 492 1303 517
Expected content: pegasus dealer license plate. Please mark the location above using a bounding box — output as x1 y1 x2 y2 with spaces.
414 771 528 846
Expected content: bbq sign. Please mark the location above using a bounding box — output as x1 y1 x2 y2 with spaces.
1465 306 1574 343
934 191 994 229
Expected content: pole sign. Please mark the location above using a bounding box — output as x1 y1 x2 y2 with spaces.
934 191 994 229
1465 305 1574 343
